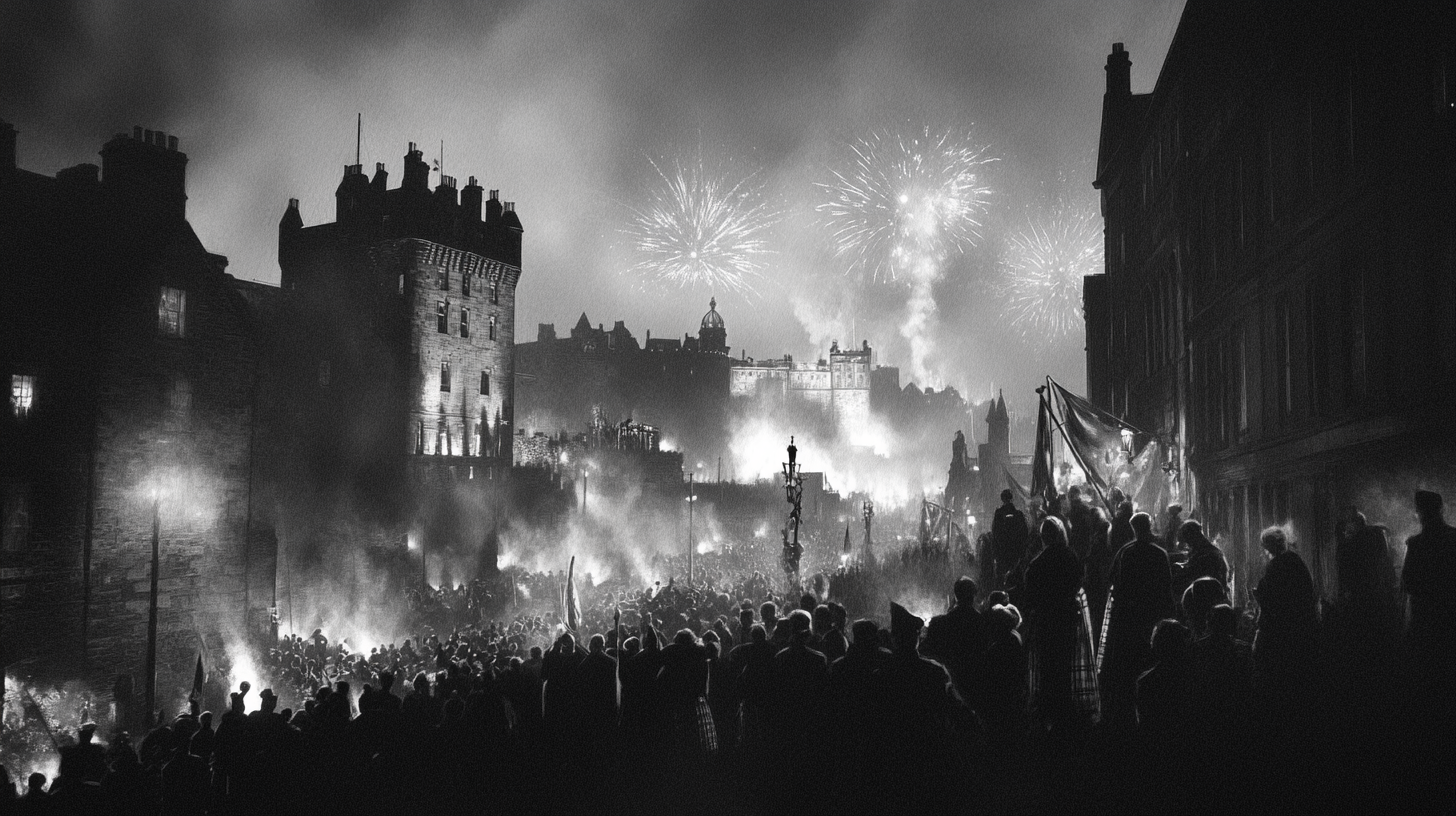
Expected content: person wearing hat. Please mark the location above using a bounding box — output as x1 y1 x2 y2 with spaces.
1403 490 1455 651
991 489 1029 588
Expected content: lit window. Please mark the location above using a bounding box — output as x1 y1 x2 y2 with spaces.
398 274 405 295
437 301 448 334
11 375 34 418
319 360 331 388
461 309 470 339
489 316 497 341
440 361 451 392
158 286 186 337
480 371 490 395
438 268 448 290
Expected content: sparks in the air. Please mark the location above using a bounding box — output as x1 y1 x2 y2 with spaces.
816 127 997 284
620 153 782 298
996 206 1105 339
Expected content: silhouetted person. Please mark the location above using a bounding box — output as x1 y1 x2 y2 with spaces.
875 603 963 813
1084 506 1114 639
992 490 1028 585
1402 489 1456 794
982 602 1028 746
1135 619 1196 812
1025 516 1092 733
17 772 52 816
924 576 989 712
1101 512 1173 729
658 629 717 758
1252 526 1316 692
1179 519 1229 590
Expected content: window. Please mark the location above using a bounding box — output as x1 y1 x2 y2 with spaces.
460 309 470 339
440 361 451 392
158 286 186 337
398 274 405 296
2 482 30 551
437 268 448 290
463 272 471 297
489 316 497 341
319 360 331 388
11 374 34 418
437 301 448 334
480 371 490 396
491 281 500 305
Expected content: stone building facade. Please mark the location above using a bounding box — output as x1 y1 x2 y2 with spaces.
268 142 523 582
1086 1 1456 601
729 340 873 439
1 122 266 700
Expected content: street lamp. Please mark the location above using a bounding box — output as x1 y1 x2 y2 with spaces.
862 498 875 565
781 437 803 591
144 489 161 729
686 472 696 585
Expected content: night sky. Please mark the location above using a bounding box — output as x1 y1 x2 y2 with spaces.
2 0 1185 414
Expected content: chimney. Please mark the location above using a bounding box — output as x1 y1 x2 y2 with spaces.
402 141 429 191
370 161 389 192
485 189 502 224
1106 43 1131 98
502 201 522 231
461 176 483 222
2 120 17 172
101 125 189 222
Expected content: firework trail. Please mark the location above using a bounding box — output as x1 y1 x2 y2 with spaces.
620 152 781 298
996 207 1105 340
816 127 996 284
817 127 996 383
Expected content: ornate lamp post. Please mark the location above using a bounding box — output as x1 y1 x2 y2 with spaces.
781 437 804 592
686 471 696 585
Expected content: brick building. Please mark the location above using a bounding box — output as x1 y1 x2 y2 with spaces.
1086 1 1456 601
1 123 267 697
267 142 524 584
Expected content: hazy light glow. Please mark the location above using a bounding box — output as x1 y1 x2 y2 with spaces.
996 207 1104 339
621 152 782 297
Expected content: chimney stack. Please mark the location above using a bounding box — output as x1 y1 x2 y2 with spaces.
485 189 503 224
461 175 483 222
101 124 189 222
402 141 429 191
1106 42 1131 98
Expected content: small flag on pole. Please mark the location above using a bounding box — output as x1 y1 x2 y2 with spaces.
191 654 205 700
562 556 582 633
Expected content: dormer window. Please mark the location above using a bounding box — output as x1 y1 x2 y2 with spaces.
158 286 186 337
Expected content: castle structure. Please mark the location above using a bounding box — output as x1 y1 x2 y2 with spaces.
266 141 524 577
729 339 873 438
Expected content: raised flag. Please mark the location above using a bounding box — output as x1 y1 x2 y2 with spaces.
1031 391 1057 505
562 556 582 633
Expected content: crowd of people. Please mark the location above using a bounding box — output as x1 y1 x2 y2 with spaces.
3 487 1452 814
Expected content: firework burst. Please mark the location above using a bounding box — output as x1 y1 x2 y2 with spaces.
997 207 1105 339
620 153 781 298
817 127 996 283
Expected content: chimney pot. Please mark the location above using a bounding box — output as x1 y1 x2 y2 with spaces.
376 161 385 173
408 141 417 153
468 175 477 187
289 197 300 209
1113 42 1124 53
489 189 499 201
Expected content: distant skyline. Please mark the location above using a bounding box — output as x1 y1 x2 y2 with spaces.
2 0 1187 405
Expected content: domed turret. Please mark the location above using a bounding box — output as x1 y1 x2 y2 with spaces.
698 297 728 354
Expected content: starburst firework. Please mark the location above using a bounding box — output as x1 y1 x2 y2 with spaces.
997 207 1104 339
817 127 996 283
621 154 780 297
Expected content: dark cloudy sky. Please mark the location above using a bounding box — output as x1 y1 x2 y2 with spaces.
3 0 1185 413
